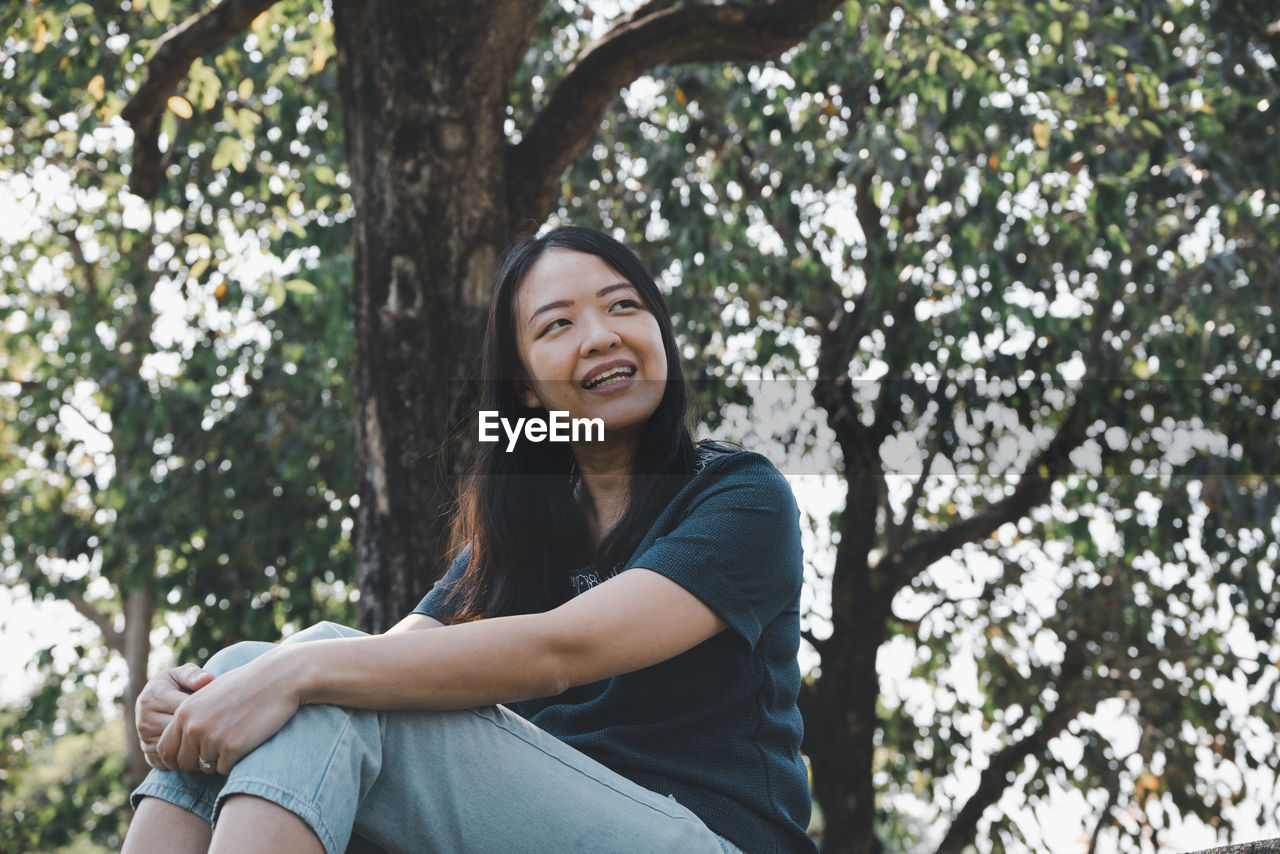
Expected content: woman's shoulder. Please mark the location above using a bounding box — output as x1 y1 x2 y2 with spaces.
691 440 791 491
693 439 743 472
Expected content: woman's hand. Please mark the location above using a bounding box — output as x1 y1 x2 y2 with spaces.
155 647 305 776
137 664 215 770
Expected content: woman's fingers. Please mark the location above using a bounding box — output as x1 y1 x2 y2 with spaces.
136 664 218 772
136 711 171 742
138 723 172 768
139 737 168 770
137 666 208 725
158 703 222 774
173 663 215 692
149 650 297 777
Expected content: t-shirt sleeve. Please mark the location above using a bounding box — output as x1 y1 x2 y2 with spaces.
627 454 803 650
411 544 472 622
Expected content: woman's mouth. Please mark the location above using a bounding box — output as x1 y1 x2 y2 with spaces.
582 365 637 391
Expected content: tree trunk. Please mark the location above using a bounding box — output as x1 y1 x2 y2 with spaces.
808 568 888 854
331 0 540 630
122 580 156 789
805 464 890 854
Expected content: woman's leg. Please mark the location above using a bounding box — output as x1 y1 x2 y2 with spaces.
209 794 325 854
124 639 278 852
121 797 212 854
127 623 385 854
346 702 731 854
134 621 733 854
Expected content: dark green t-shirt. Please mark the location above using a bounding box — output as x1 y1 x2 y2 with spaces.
413 444 816 854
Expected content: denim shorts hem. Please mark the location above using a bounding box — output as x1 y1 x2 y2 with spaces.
215 778 339 854
130 775 220 823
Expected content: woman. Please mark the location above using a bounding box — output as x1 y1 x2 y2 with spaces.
124 226 815 854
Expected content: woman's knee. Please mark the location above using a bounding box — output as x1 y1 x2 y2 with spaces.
280 621 368 645
203 640 275 676
203 622 365 675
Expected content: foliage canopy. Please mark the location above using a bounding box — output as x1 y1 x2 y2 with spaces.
2 0 1278 852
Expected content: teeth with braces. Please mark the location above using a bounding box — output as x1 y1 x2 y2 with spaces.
584 367 636 389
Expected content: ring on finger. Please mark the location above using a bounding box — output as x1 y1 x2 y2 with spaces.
198 756 216 773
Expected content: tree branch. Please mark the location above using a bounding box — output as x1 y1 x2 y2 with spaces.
879 259 1131 593
886 446 936 554
933 693 1087 854
889 589 986 634
800 627 828 656
121 0 281 198
506 0 845 221
57 219 98 300
1087 761 1123 854
881 400 1092 592
58 397 111 439
814 287 877 472
853 165 885 251
63 586 125 654
934 627 1100 854
863 174 927 443
623 0 684 24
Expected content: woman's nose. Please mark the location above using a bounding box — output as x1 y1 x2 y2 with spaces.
579 316 622 355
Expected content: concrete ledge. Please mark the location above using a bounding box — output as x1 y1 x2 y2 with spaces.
1185 841 1280 854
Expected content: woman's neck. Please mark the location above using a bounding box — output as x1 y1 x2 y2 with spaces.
572 441 637 547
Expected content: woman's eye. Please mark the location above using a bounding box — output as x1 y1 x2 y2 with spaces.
542 318 570 334
611 298 639 310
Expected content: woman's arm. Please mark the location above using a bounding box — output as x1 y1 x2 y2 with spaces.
156 569 726 772
287 567 727 709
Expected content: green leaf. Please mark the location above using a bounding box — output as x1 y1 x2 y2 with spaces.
266 277 288 312
211 136 242 171
1106 223 1132 253
188 257 210 283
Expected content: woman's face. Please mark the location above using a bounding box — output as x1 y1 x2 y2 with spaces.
513 248 668 440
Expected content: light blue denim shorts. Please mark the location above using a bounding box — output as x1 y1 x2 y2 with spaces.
130 621 746 854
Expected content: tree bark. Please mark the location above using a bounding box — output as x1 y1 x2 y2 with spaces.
806 471 891 854
329 0 849 630
122 582 156 788
807 586 889 853
331 0 541 630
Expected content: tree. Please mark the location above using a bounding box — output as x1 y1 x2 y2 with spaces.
1 0 358 804
581 2 1279 851
3 0 848 843
116 0 849 634
4 1 1278 852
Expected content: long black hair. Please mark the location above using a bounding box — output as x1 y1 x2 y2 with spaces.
444 226 699 620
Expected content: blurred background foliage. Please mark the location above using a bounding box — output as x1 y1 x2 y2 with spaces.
2 0 356 848
2 0 1278 852
560 1 1278 848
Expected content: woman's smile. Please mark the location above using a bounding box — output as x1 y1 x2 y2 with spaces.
514 248 667 437
581 359 638 392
